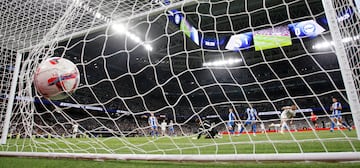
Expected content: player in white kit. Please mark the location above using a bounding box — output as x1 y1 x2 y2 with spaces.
280 104 297 134
160 120 167 136
72 122 79 138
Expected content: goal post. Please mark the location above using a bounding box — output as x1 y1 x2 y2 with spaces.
1 0 360 162
322 0 360 140
0 52 22 144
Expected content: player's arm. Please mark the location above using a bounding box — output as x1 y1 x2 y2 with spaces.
232 112 237 122
148 118 152 126
337 103 342 110
255 110 260 121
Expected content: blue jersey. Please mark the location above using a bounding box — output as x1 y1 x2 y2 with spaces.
149 116 157 128
228 112 235 126
332 102 342 118
246 108 257 121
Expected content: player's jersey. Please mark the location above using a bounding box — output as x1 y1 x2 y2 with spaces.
169 123 174 131
311 114 317 121
149 116 157 128
160 122 167 131
332 102 342 117
72 124 78 133
281 109 296 119
228 112 235 125
246 108 257 121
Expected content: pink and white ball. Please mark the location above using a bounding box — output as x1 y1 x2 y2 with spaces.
34 57 80 100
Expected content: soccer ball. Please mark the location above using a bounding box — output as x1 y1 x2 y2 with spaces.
34 57 80 100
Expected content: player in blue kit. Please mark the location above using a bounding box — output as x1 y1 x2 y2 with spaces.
330 97 351 132
227 108 236 135
239 104 259 136
168 120 175 136
148 112 159 138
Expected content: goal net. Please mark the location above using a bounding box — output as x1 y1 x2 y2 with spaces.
0 0 360 161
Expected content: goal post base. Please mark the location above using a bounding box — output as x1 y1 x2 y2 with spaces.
1 152 360 162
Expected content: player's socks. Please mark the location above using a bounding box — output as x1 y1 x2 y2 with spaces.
239 127 244 134
252 124 256 134
342 122 352 131
229 130 234 135
330 122 335 132
280 125 285 134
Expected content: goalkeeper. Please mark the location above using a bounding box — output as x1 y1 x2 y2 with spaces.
195 118 219 139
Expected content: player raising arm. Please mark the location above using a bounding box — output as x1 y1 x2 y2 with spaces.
280 104 297 134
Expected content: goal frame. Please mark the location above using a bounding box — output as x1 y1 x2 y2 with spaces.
0 151 360 162
0 0 360 162
322 0 360 140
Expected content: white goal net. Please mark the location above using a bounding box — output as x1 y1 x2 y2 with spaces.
0 0 360 161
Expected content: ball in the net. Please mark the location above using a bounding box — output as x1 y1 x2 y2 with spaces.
34 57 80 100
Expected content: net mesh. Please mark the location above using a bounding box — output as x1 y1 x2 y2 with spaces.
0 0 359 156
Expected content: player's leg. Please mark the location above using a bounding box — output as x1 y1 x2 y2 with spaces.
313 121 318 129
338 117 351 131
228 122 234 135
280 119 287 134
169 128 174 136
330 117 336 132
252 121 256 136
195 127 203 139
237 124 241 136
155 127 159 137
197 131 202 139
239 121 249 134
150 127 154 137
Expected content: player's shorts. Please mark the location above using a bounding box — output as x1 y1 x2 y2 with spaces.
280 112 289 120
244 120 254 125
228 122 235 128
169 128 174 132
151 125 157 129
312 120 317 125
331 113 341 119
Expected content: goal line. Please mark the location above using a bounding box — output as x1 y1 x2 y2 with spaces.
1 151 360 162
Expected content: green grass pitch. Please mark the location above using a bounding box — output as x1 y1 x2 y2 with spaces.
1 130 360 167
1 130 360 154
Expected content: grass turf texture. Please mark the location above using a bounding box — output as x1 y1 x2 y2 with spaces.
1 130 359 154
254 34 292 51
1 157 360 168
